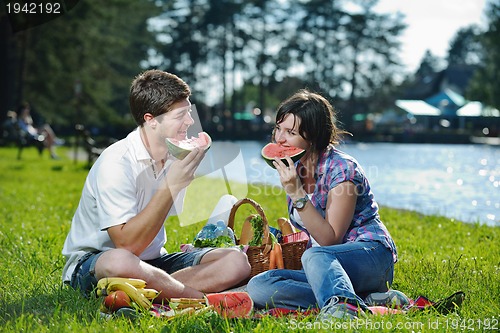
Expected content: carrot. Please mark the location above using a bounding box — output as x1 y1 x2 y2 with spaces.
274 243 285 269
268 246 276 270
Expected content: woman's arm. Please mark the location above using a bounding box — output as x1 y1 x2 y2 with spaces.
275 156 356 246
293 181 356 246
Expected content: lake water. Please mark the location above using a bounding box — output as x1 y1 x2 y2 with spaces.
199 141 499 226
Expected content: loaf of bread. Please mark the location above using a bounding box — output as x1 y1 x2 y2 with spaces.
239 214 257 245
277 217 295 235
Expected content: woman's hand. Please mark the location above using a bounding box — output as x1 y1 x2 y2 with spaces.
273 156 304 199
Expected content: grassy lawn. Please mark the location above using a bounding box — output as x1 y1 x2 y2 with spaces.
0 146 498 332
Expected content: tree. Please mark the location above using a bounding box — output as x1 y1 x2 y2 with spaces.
0 8 18 121
3 0 157 136
241 0 291 110
414 50 443 81
2 0 410 136
339 1 406 108
290 0 406 127
150 0 207 85
447 25 483 66
197 0 245 113
294 0 345 95
467 0 500 109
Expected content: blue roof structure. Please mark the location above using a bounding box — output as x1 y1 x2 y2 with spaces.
395 100 441 116
425 88 466 116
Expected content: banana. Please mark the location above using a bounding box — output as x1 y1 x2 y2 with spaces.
95 277 159 308
97 277 147 290
107 281 152 310
139 288 160 300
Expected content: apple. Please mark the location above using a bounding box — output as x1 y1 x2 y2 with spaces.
103 290 131 311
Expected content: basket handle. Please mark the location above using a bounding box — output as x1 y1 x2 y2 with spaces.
227 198 272 253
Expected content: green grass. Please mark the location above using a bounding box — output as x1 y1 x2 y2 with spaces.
0 146 499 332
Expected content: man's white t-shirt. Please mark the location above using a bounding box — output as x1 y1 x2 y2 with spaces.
61 128 185 283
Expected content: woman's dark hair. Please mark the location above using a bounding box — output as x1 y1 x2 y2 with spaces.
274 89 346 153
129 70 191 126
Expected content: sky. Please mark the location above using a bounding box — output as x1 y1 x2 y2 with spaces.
374 0 488 72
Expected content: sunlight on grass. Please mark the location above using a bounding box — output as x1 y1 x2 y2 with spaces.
177 176 249 227
0 147 498 332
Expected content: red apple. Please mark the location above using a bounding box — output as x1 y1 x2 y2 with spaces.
104 290 131 311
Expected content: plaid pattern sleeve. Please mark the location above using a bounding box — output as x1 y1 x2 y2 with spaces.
287 145 397 263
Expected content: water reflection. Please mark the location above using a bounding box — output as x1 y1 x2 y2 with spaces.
210 142 499 226
337 143 499 226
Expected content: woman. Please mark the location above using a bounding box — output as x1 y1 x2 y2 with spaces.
247 89 398 320
17 102 59 159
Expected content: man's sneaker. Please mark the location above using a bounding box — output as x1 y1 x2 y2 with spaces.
205 291 253 318
317 296 367 321
364 290 411 309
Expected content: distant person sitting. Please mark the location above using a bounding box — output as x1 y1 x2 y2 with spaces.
1 110 18 142
17 102 59 159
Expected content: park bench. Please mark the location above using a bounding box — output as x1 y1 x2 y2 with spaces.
17 126 46 160
1 119 46 159
74 124 106 168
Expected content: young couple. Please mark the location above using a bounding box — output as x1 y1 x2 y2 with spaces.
62 70 399 320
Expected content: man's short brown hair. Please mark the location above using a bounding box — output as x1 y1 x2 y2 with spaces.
129 70 191 126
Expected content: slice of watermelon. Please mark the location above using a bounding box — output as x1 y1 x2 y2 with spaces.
166 132 212 160
205 291 253 318
261 143 306 168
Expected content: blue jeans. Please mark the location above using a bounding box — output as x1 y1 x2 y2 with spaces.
247 240 393 310
69 249 213 298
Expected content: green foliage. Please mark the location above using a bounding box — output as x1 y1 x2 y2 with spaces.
446 25 483 67
0 146 499 332
14 0 158 131
248 215 264 246
4 0 408 135
193 235 234 248
4 0 498 137
467 0 500 109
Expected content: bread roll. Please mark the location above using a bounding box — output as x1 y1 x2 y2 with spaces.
277 217 294 235
239 214 257 245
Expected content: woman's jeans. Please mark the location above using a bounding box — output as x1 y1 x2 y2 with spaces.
247 240 394 310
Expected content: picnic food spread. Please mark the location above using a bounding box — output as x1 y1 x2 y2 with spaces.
97 277 254 319
97 277 158 311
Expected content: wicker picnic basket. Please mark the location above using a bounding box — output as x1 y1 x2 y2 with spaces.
227 198 308 278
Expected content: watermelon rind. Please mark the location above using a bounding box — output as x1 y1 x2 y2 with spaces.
261 143 306 168
166 132 212 160
205 291 254 318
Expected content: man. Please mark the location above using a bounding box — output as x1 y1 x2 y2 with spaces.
62 70 251 308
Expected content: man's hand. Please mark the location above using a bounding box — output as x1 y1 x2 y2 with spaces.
165 148 206 196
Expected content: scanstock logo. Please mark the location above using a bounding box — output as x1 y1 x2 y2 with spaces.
162 108 249 227
3 0 81 32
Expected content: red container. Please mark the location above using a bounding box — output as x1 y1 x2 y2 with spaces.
283 231 309 243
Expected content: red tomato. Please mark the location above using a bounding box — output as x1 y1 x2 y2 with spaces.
104 290 131 311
